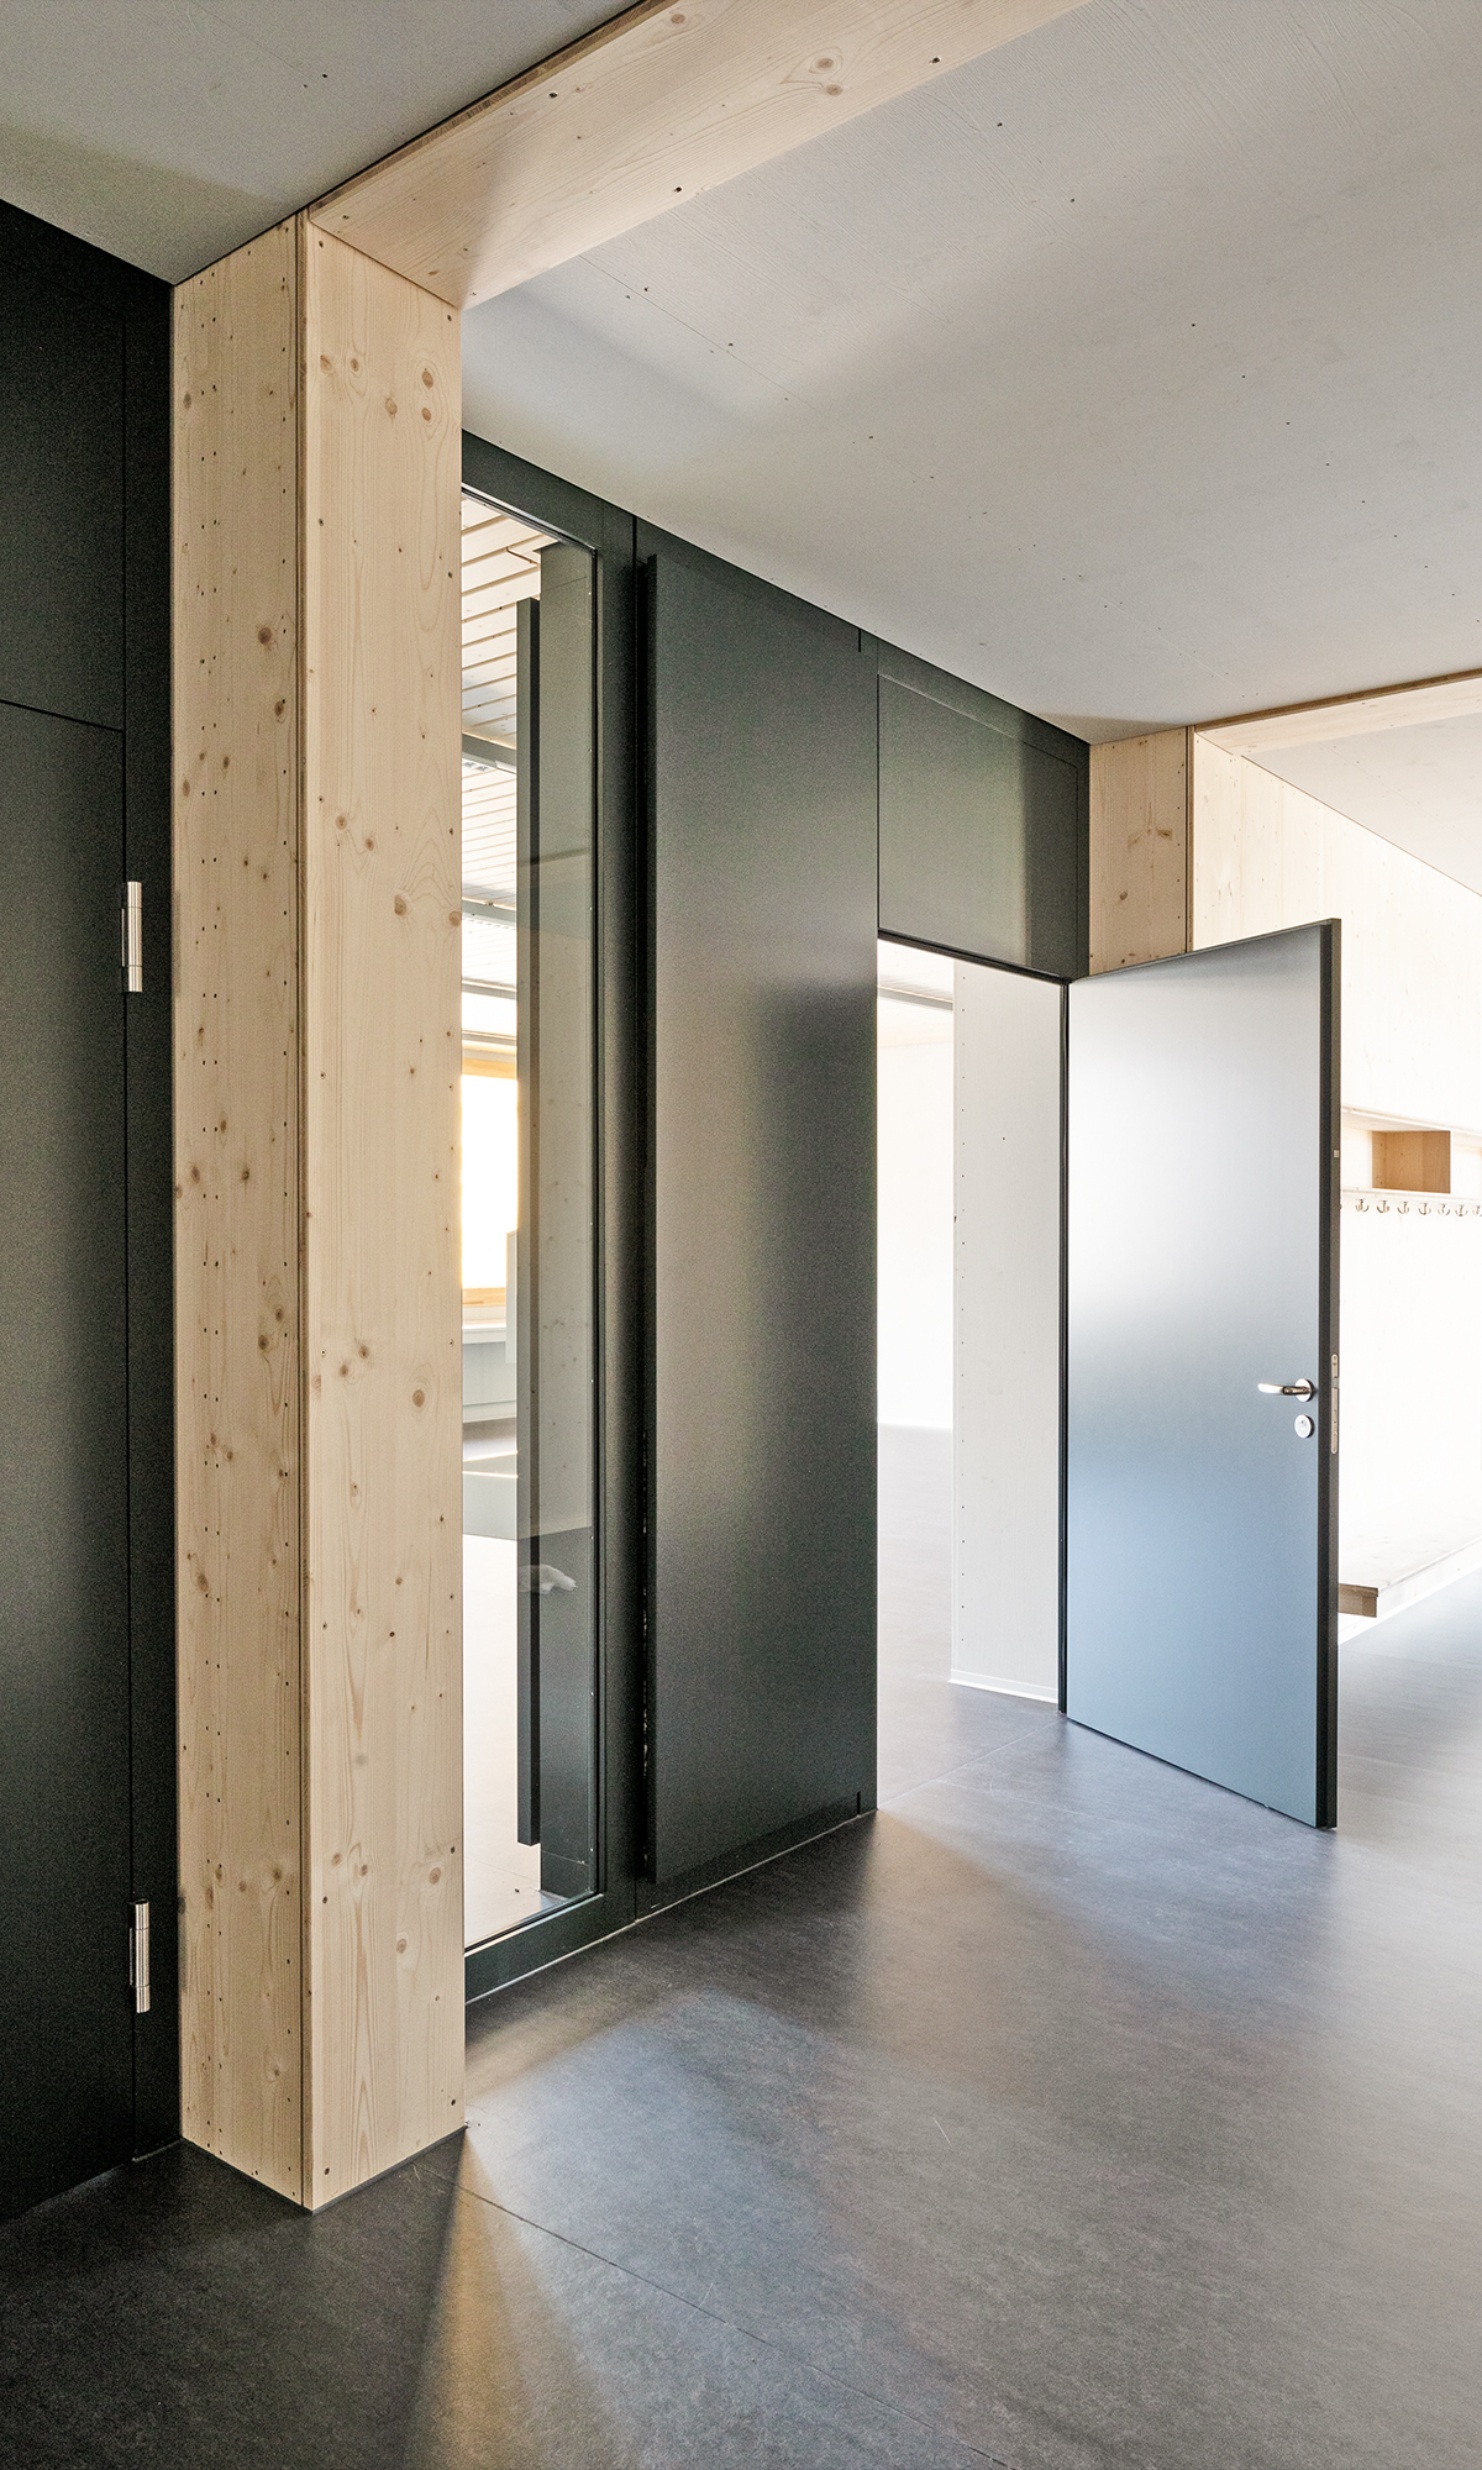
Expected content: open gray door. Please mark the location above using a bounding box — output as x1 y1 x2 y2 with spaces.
1066 923 1339 1827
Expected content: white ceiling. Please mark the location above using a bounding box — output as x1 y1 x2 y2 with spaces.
1251 719 1482 900
459 0 1482 743
6 0 1482 784
0 0 621 281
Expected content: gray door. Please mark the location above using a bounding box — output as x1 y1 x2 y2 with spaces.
1066 924 1339 1827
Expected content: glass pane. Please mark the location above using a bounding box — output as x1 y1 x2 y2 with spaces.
460 494 597 1948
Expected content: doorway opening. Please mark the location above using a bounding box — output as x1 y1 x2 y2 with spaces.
876 938 1062 1796
460 490 598 1950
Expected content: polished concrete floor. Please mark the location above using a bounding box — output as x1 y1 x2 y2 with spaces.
3 1465 1481 2464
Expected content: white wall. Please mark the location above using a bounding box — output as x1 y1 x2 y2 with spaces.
952 960 1062 1700
1193 738 1482 1127
1338 1205 1482 1589
877 995 954 1431
1192 739 1482 1588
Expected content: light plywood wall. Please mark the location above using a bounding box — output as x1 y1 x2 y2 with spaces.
1191 736 1482 1129
174 219 463 2209
175 222 305 2199
300 230 463 2200
1088 728 1189 973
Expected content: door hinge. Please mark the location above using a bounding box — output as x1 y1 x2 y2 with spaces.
122 880 143 994
129 1900 151 2014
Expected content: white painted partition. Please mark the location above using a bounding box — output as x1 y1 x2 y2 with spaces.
952 961 1063 1700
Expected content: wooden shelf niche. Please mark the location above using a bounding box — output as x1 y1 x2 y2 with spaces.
1371 1126 1451 1194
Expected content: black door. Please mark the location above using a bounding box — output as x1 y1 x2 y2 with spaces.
1066 923 1339 1827
0 701 133 2218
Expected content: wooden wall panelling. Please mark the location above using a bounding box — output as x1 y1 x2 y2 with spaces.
1088 728 1189 972
174 223 305 2202
299 227 464 2203
312 0 1091 308
175 215 463 2209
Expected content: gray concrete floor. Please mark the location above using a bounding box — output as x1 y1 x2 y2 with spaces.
2 1440 1479 2466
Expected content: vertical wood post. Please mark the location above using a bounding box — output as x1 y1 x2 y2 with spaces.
1088 728 1190 972
174 217 463 2207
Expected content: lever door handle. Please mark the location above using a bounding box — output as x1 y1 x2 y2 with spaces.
1258 1379 1316 1399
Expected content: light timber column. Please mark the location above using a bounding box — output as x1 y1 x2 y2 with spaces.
174 217 462 2207
1088 728 1190 971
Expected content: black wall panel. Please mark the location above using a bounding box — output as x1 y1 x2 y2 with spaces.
645 536 879 1887
0 199 175 2201
0 704 132 2221
878 646 1088 978
0 260 125 730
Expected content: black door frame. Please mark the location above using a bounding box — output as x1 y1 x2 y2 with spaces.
460 435 645 2001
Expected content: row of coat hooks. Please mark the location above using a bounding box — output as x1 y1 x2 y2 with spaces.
1343 1191 1482 1216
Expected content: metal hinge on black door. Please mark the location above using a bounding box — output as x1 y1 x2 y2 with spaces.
129 1901 151 2014
121 880 143 993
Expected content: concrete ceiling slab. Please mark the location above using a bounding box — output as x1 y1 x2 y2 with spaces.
8 0 1482 775
459 0 1482 741
0 1 623 280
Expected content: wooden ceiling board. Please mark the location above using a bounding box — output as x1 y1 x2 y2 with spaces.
311 0 1091 307
1199 671 1482 756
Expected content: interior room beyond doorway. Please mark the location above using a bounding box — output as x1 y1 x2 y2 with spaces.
1187 717 1482 1643
876 939 1062 1791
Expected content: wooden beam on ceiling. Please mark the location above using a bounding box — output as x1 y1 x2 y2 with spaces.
1199 667 1482 755
310 0 1091 309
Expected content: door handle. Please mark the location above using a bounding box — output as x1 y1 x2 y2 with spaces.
1258 1379 1316 1399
